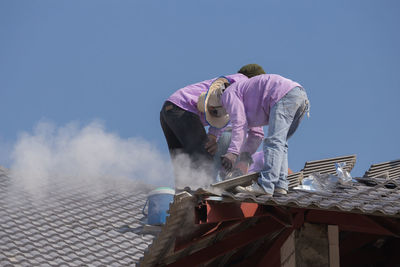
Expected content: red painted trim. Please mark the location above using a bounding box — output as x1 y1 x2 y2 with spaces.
203 201 262 224
200 201 294 226
292 210 305 229
373 217 400 236
267 206 293 227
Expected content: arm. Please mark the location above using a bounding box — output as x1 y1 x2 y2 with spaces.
222 91 247 156
241 126 264 156
234 126 264 175
206 126 227 155
219 89 247 171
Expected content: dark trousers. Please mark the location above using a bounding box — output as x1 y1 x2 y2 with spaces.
160 101 213 187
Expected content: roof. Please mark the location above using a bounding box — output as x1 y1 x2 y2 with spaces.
207 154 400 217
0 168 157 266
2 155 399 266
218 177 400 217
140 155 400 266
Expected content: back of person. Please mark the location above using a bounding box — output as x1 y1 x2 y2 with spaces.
167 73 248 118
222 74 301 128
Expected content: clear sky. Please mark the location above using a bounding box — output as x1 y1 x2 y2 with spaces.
1 0 399 180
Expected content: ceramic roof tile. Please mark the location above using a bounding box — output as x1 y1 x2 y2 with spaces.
0 170 156 266
201 156 400 218
212 178 400 217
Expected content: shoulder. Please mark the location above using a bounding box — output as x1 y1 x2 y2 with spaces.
225 73 248 83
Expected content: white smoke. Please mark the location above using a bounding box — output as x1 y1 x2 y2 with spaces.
172 153 214 190
9 120 174 194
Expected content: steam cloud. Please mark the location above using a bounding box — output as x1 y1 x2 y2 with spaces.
172 153 214 190
9 121 175 194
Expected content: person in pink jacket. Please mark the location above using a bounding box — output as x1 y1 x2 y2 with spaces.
205 73 309 195
160 64 265 188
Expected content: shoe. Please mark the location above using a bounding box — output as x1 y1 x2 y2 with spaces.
235 182 271 196
274 188 288 195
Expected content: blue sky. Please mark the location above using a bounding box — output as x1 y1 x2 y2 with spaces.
1 0 399 179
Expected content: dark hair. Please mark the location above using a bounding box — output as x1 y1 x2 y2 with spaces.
238 64 266 78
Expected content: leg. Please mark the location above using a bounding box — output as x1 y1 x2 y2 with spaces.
276 94 309 189
259 101 291 194
160 103 185 186
160 102 214 186
213 128 232 182
160 106 183 156
259 87 308 194
276 142 289 190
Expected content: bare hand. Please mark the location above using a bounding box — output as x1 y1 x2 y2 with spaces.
221 153 238 172
205 134 218 155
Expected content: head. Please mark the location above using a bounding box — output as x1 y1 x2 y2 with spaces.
198 92 226 116
238 64 266 78
197 77 230 128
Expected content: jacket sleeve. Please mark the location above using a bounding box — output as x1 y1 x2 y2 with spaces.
222 90 247 156
241 126 264 155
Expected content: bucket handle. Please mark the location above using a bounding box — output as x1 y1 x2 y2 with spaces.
142 200 148 216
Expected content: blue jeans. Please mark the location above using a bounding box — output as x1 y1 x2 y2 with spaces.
259 87 309 194
213 128 232 182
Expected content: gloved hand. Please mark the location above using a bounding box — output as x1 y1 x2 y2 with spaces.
221 153 238 172
205 134 218 155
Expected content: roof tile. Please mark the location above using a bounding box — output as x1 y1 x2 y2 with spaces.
0 170 156 266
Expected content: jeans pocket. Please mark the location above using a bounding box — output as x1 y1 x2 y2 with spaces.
281 93 301 117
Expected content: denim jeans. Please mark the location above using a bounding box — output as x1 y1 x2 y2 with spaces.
259 87 309 194
213 128 232 182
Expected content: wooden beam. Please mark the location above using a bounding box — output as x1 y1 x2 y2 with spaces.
306 210 397 236
373 217 400 236
257 228 294 267
232 211 304 267
231 230 284 267
174 220 239 252
328 225 340 267
177 220 246 253
280 231 296 267
292 210 305 229
165 218 284 267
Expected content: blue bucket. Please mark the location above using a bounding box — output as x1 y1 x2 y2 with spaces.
142 187 175 225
